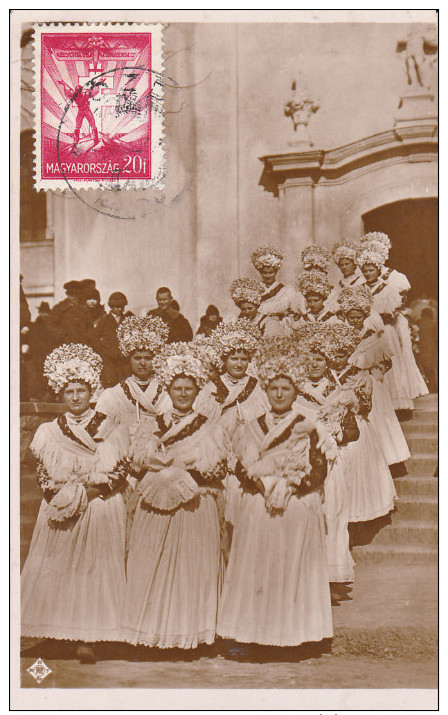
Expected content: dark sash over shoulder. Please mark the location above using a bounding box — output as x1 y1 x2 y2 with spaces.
260 282 284 303
257 414 269 434
221 376 258 414
56 414 98 451
320 311 335 322
371 283 386 296
210 375 229 405
154 414 170 438
263 413 306 452
298 373 337 404
337 365 359 384
161 414 207 448
85 411 107 440
121 379 163 407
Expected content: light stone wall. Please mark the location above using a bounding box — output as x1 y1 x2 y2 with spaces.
21 21 437 325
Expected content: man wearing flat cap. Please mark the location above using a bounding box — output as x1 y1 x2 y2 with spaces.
47 279 91 347
88 291 133 387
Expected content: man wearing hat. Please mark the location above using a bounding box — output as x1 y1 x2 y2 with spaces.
47 279 91 347
89 292 133 388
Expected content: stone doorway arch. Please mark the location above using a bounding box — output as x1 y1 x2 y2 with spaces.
363 198 438 301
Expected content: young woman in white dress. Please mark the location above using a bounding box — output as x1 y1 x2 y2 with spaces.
356 242 428 410
95 315 171 426
217 338 333 647
326 239 365 313
337 284 410 469
21 344 129 663
121 345 228 650
195 318 269 531
230 277 281 337
294 323 396 594
359 232 428 411
250 245 303 335
95 316 172 540
296 271 338 325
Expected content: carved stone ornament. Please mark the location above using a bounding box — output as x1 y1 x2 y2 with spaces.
284 76 320 146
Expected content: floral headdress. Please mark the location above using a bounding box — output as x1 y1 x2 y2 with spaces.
356 246 386 270
208 318 262 361
43 343 102 394
360 232 391 258
117 315 169 357
338 285 373 316
301 245 331 273
332 239 360 264
152 342 209 390
297 269 332 298
256 337 308 391
293 322 360 362
251 245 284 270
230 278 265 307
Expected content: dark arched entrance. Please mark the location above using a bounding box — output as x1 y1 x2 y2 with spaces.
363 198 438 301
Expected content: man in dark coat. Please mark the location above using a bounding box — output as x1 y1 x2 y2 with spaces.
88 292 133 388
147 287 193 343
47 280 92 347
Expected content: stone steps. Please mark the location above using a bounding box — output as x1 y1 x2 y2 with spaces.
394 476 437 498
406 454 438 476
352 394 438 564
393 496 438 521
405 435 438 454
370 520 437 548
352 543 437 564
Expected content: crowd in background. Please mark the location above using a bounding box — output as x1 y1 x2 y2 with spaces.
20 277 225 400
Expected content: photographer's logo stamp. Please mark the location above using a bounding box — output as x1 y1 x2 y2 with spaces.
27 658 52 684
33 23 164 190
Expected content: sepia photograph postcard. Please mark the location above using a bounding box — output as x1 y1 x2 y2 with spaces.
10 9 438 711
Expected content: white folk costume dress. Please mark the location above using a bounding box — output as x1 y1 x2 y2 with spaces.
121 410 228 649
367 278 427 409
382 267 428 403
217 408 333 646
196 372 269 526
21 410 129 642
295 377 359 582
347 320 410 465
95 375 171 545
326 269 365 314
95 374 171 427
325 367 397 523
258 281 302 336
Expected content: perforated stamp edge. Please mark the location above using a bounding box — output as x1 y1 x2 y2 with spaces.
32 22 165 191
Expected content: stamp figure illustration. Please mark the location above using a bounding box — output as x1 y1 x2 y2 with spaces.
33 24 164 190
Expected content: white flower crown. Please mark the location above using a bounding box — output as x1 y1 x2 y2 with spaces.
117 315 169 357
251 245 284 270
44 343 102 394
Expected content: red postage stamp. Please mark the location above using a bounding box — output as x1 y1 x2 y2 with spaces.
33 23 164 190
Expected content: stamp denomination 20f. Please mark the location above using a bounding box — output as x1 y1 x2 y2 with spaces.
33 23 164 190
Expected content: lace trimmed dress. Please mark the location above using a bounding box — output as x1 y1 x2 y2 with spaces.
21 410 129 642
196 372 269 526
257 281 303 337
217 408 333 646
95 375 172 538
325 268 365 314
295 378 359 583
347 319 410 465
95 375 171 428
367 278 428 409
121 411 228 649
